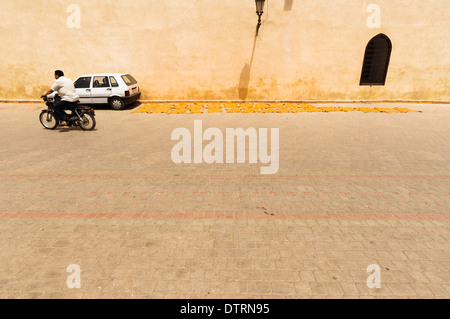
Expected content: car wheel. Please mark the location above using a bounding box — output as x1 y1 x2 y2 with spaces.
109 97 125 110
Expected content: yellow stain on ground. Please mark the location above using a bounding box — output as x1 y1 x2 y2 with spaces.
375 107 401 113
132 103 421 114
356 107 381 113
338 107 358 112
394 107 421 113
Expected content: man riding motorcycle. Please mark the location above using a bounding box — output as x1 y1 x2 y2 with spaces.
41 70 79 127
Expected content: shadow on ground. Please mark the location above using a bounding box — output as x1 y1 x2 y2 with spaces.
88 101 142 112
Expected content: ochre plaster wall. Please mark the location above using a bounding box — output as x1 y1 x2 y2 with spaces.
0 0 448 100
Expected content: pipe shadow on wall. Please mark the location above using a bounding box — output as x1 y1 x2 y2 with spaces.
238 32 259 100
238 0 294 100
284 0 293 11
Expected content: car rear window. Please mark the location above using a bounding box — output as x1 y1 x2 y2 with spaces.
121 74 138 86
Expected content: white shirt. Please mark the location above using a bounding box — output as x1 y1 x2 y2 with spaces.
51 76 79 102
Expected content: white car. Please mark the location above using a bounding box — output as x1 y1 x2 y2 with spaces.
73 73 141 110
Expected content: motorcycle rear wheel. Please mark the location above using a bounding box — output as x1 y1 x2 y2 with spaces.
39 111 58 130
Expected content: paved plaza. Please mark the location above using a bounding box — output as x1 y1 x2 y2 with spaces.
0 102 449 298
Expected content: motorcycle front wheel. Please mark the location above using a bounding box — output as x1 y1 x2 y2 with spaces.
78 112 96 131
39 111 58 130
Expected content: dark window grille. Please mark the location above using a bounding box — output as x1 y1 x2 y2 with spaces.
360 34 392 86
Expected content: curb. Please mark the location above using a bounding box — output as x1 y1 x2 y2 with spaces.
0 100 449 104
0 100 44 104
140 100 450 104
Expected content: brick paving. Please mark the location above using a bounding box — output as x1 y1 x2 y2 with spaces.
0 102 448 298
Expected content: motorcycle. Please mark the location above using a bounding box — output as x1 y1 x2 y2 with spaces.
39 93 96 131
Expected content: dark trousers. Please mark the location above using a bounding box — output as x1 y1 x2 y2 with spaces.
53 100 73 122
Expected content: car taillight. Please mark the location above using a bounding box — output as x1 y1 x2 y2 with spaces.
125 90 130 97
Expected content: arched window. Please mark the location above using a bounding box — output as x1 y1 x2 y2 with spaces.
360 34 392 86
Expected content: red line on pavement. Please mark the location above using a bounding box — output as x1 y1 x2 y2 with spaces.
3 190 448 196
0 174 449 179
0 212 448 221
